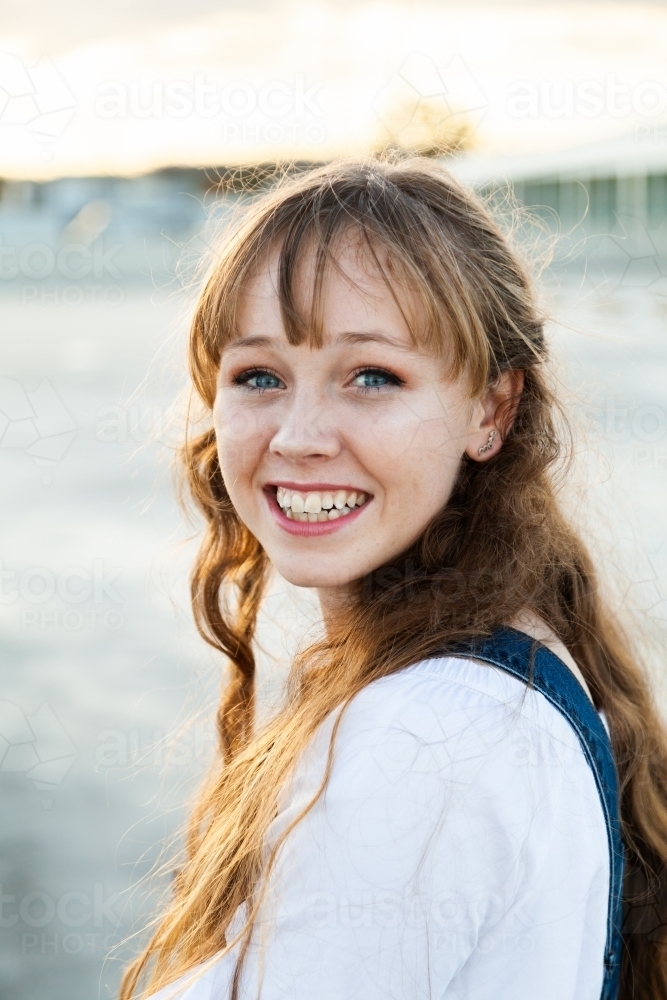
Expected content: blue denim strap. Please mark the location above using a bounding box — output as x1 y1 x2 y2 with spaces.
443 627 624 1000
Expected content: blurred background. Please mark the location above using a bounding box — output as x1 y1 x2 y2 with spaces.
2 1 667 997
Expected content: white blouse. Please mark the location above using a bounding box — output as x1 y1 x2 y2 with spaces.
151 655 609 1000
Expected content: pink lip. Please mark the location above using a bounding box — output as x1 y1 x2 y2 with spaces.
264 488 370 536
269 481 370 493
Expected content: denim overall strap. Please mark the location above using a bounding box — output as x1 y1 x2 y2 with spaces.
443 626 624 1000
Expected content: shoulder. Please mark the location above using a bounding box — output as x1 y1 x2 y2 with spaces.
278 655 607 875
323 655 604 843
335 653 586 766
291 655 608 909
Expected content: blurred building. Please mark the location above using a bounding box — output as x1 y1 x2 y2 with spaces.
2 127 667 292
450 124 667 257
0 169 218 288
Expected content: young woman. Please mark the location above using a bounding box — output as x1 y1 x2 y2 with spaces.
122 160 667 999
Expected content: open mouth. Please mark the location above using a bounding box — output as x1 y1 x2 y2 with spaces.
266 485 371 530
275 486 368 522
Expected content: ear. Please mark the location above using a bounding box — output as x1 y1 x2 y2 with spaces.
465 370 524 463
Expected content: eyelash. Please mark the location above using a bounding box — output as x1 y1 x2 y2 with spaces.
231 366 405 393
349 367 405 392
232 367 284 393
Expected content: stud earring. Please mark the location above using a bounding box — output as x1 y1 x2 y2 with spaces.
478 429 497 455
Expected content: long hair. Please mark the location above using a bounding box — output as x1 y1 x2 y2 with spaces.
121 158 667 999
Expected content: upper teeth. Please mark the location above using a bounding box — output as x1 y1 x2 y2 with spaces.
276 487 367 521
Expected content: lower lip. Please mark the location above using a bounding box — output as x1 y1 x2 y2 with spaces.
266 491 370 536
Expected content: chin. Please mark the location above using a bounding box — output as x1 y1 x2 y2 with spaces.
274 560 361 591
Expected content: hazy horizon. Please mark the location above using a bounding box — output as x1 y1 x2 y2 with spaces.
3 0 667 179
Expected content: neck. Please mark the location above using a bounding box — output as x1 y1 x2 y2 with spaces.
317 583 354 633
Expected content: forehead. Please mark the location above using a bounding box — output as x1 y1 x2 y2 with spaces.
235 237 419 346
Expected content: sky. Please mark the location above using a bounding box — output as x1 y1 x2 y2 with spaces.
2 0 667 179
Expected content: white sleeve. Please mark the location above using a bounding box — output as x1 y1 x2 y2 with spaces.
240 659 609 1000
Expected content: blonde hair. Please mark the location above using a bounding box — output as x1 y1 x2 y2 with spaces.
122 158 667 999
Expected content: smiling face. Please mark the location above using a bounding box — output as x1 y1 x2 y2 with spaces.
214 237 510 607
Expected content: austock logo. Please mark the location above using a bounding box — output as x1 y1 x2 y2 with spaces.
373 52 488 154
0 701 77 808
583 214 667 300
0 52 76 160
0 377 76 482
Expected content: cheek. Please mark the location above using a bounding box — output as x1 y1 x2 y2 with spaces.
213 394 268 493
351 402 470 546
351 393 469 479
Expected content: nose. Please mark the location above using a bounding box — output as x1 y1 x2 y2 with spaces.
269 388 341 462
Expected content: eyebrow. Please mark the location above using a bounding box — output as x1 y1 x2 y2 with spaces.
223 335 275 352
222 330 414 352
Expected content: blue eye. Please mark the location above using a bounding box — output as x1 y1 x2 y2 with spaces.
234 369 284 391
250 372 281 390
351 368 402 390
